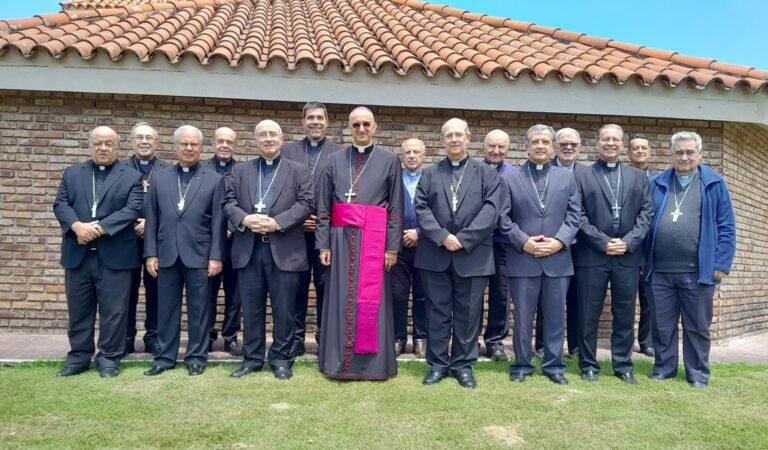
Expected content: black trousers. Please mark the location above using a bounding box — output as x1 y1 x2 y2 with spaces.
207 255 241 343
391 246 427 342
421 265 486 374
154 258 211 368
64 251 131 370
483 242 510 350
127 242 158 345
637 277 654 349
238 239 299 369
565 274 579 354
576 262 639 375
509 275 568 376
651 272 715 383
294 231 327 345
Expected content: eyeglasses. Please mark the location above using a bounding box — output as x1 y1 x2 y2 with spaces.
558 142 579 148
351 122 373 130
132 135 156 142
257 131 281 139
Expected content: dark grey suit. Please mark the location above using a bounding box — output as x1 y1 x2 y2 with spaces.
144 164 227 368
224 156 314 369
574 161 653 375
282 138 344 349
414 157 502 375
54 160 143 370
500 163 580 376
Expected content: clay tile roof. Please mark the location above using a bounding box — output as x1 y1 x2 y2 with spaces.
0 0 763 93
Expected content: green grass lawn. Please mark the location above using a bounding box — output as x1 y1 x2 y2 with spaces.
1 359 766 449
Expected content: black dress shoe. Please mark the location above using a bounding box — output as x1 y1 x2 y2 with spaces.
274 366 293 380
616 372 639 385
546 373 569 385
641 346 656 357
230 366 261 378
489 348 508 362
453 371 477 389
394 340 406 357
688 381 707 389
413 339 427 358
187 364 205 376
291 341 306 357
99 367 119 378
581 370 598 382
422 370 447 385
143 365 169 376
224 340 243 357
509 372 527 383
55 366 87 377
144 340 162 357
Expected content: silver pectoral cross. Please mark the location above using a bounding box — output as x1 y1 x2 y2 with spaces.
177 199 184 211
451 194 458 213
345 188 357 203
255 200 266 213
671 208 682 223
612 204 622 219
91 201 97 218
142 179 149 193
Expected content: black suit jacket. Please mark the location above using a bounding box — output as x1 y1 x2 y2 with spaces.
282 138 344 213
223 157 314 272
499 164 581 277
127 155 171 217
414 157 502 277
54 160 144 270
144 164 227 269
573 162 653 267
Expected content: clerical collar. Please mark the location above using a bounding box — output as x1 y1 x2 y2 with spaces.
353 144 374 154
307 137 326 148
137 157 153 166
484 159 499 170
178 163 199 173
261 154 282 166
556 158 574 170
598 159 620 170
675 171 697 187
406 169 422 177
215 156 233 167
449 156 469 167
528 160 550 171
91 160 115 171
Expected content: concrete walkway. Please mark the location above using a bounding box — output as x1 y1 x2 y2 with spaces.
1 331 766 364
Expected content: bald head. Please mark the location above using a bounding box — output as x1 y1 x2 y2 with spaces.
484 129 509 165
348 107 377 147
254 119 283 160
89 126 120 166
441 118 471 161
214 127 237 162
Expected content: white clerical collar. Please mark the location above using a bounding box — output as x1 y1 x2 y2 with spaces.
309 139 320 147
181 166 190 173
557 158 574 171
265 158 275 166
354 144 370 153
535 164 544 170
407 169 421 177
450 157 468 167
606 162 617 168
139 159 150 166
488 163 498 169
219 161 227 167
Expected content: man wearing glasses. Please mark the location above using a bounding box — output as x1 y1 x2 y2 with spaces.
415 118 502 388
573 124 653 385
201 127 243 357
53 126 144 378
282 102 344 357
316 107 404 380
124 122 170 357
143 125 227 377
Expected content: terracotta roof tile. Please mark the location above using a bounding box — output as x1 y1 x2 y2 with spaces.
0 0 763 93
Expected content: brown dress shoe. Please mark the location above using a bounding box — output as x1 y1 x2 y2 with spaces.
413 339 427 358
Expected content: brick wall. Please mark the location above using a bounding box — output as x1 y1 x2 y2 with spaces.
1 89 763 342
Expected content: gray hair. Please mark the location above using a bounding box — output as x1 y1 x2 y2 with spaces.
599 123 624 139
671 131 702 153
441 118 470 135
401 138 426 152
130 122 158 140
525 124 556 145
173 125 203 143
88 126 121 146
555 127 580 143
302 101 327 118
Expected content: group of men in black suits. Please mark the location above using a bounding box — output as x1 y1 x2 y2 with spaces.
54 111 729 389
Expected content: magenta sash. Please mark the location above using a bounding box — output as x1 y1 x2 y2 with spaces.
331 203 387 354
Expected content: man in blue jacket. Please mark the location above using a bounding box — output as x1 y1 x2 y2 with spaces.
644 131 736 389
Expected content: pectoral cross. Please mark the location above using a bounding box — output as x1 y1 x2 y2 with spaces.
142 179 150 193
91 201 97 218
177 199 184 211
345 188 357 203
255 200 266 213
451 194 458 213
612 204 622 219
671 208 682 223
